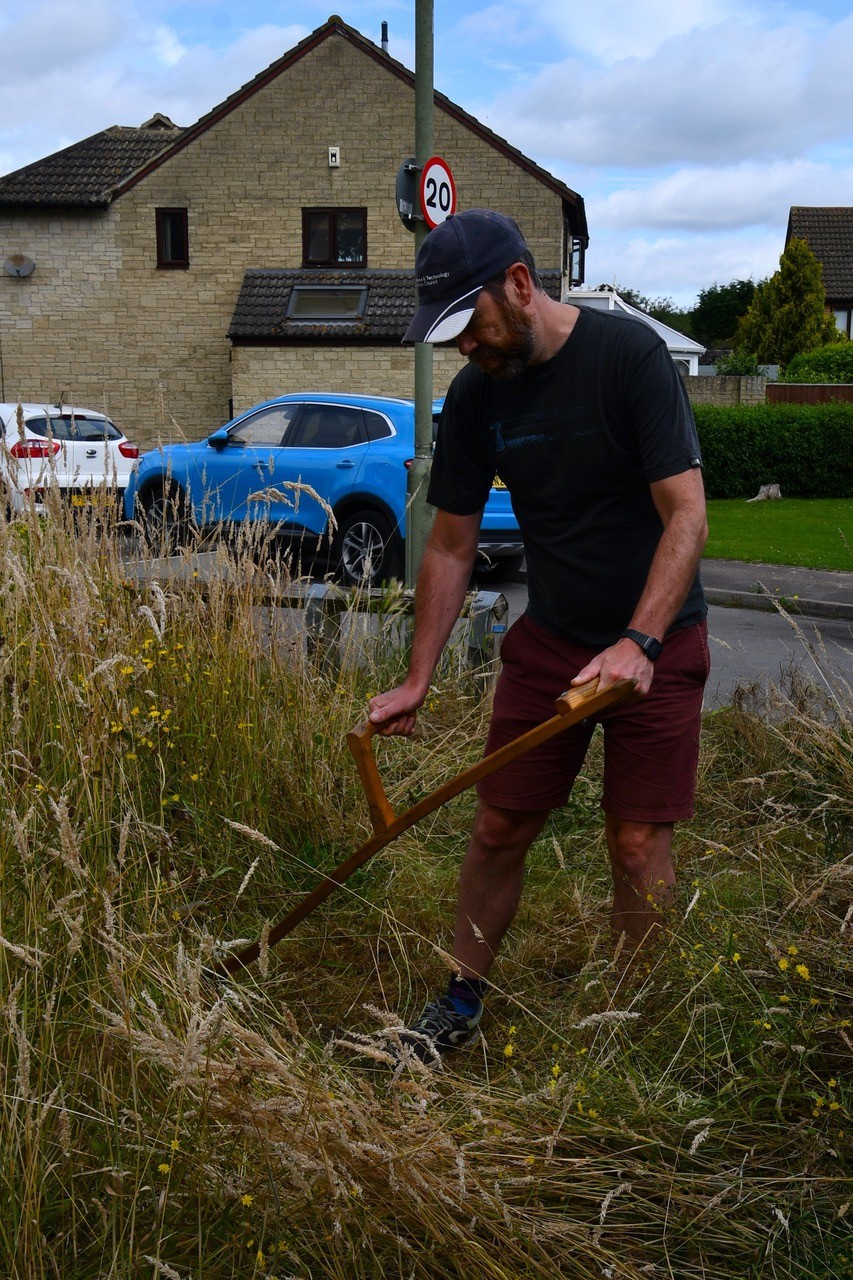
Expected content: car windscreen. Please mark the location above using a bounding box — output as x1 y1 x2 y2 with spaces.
26 414 122 443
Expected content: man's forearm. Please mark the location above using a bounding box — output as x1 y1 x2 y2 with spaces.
404 538 477 699
627 505 707 639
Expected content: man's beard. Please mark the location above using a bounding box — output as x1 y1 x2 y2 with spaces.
468 295 536 379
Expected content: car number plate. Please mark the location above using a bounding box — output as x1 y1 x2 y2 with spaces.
71 494 93 507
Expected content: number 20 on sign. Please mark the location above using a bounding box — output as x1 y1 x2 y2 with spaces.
419 156 457 229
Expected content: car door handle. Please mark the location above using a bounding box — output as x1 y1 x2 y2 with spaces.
336 459 355 469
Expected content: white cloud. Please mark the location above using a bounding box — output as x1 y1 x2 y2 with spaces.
513 0 733 63
0 12 308 172
589 159 853 232
484 12 853 168
584 226 783 307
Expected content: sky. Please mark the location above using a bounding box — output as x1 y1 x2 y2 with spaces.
2 0 853 309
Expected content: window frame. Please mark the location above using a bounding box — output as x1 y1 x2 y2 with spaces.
301 207 367 268
156 207 190 269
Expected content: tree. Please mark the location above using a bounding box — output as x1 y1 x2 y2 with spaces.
691 279 757 346
612 286 696 338
713 350 762 376
735 238 838 367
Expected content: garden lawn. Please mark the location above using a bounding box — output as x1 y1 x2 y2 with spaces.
704 498 852 570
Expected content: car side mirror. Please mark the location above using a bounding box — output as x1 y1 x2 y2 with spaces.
207 429 238 448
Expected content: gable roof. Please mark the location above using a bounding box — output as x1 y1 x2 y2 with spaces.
229 268 563 343
0 16 586 238
0 124 184 208
564 287 706 355
786 207 853 301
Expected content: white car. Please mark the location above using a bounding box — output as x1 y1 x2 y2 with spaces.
0 402 139 513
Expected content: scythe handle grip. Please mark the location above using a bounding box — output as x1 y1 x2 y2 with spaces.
346 719 396 834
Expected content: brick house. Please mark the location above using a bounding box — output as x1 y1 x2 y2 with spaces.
786 206 853 339
0 16 587 448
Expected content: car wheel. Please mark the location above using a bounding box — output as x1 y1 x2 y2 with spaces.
472 552 524 585
140 481 191 554
333 509 402 586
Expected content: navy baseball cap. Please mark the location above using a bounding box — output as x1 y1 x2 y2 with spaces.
403 208 528 344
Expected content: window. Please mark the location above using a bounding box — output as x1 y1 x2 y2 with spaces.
289 406 365 449
302 208 366 266
26 412 122 442
156 208 189 268
362 410 393 441
833 308 852 339
287 286 367 320
227 404 300 447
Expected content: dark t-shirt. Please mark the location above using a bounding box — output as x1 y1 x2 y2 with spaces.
427 305 707 646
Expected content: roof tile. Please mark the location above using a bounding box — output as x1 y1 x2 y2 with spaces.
787 206 853 300
0 125 184 207
228 269 563 342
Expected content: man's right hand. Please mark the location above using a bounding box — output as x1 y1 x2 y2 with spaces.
367 684 425 737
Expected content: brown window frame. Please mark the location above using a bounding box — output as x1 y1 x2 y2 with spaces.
156 207 189 269
301 207 367 268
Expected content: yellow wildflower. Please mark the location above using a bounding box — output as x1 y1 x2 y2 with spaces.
158 1162 171 1174
240 1193 254 1206
795 963 810 981
778 957 789 971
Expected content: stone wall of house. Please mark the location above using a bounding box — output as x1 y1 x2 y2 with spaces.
684 375 768 406
0 208 127 415
0 31 570 449
228 344 465 429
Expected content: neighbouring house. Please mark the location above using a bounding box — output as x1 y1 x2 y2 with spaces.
563 285 706 376
786 206 853 339
0 16 587 447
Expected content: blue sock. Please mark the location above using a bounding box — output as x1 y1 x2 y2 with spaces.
446 975 487 1015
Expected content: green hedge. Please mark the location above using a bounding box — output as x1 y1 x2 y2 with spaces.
693 402 853 498
780 342 853 383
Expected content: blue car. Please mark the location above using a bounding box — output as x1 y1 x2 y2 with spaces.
123 392 523 586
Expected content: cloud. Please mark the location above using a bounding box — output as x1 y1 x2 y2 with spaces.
583 226 783 307
0 0 130 81
513 0 732 63
484 11 853 168
0 10 308 172
589 159 853 232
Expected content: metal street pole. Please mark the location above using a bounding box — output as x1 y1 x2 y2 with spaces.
405 0 435 586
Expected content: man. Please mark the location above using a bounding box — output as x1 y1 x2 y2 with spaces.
369 209 709 1063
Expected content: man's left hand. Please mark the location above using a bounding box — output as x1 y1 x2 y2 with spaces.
571 637 653 697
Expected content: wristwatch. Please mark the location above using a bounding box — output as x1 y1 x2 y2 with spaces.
621 628 663 661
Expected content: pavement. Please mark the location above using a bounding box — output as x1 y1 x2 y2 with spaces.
700 558 852 621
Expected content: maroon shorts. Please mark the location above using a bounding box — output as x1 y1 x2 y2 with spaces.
477 614 710 822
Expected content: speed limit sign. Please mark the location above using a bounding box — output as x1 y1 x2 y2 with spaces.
419 156 457 229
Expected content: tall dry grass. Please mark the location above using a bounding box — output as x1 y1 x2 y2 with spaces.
0 499 850 1279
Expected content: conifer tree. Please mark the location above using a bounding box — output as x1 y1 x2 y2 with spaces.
736 238 838 366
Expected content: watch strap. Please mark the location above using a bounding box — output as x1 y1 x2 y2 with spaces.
621 628 663 661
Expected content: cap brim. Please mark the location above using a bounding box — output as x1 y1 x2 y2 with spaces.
403 285 482 344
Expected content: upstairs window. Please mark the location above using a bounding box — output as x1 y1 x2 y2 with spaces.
302 207 366 267
156 208 189 268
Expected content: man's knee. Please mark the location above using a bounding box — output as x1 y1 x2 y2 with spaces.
471 801 550 860
606 817 673 880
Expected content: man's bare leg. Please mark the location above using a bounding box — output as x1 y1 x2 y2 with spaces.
605 815 675 946
453 799 550 979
